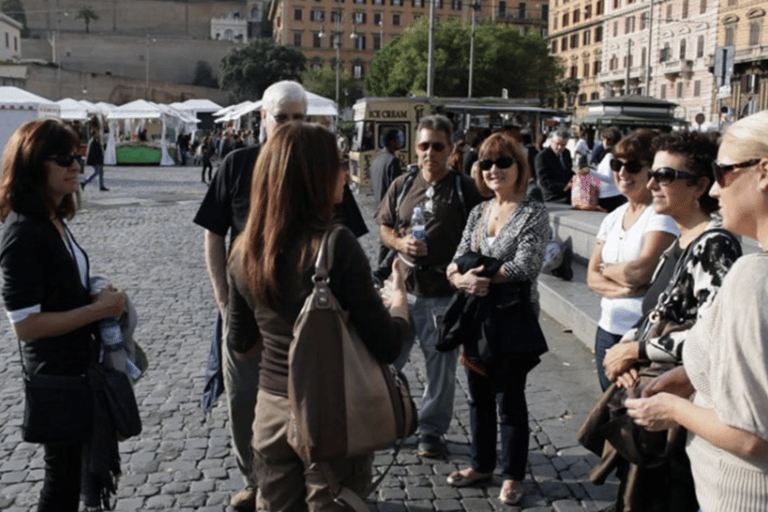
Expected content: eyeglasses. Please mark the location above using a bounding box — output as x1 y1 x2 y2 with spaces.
712 158 761 187
417 141 447 152
479 156 515 171
609 159 644 174
270 112 306 123
46 153 82 167
648 167 698 186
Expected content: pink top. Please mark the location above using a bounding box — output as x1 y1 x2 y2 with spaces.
568 174 601 209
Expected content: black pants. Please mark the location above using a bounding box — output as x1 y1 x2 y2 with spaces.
38 442 82 512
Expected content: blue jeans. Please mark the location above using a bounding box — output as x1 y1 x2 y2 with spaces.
595 326 623 391
393 294 457 438
82 165 105 189
465 361 529 481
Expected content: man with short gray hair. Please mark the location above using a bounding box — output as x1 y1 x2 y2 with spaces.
534 130 573 203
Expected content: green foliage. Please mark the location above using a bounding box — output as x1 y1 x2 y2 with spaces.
192 60 218 89
301 65 363 110
1 0 28 37
75 5 99 33
365 17 561 100
219 38 306 102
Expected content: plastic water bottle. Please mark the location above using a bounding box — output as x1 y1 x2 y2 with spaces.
411 206 426 241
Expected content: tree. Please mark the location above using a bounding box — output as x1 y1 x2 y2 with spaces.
192 60 218 89
75 5 99 34
219 38 306 102
365 17 561 101
1 0 28 37
301 65 363 111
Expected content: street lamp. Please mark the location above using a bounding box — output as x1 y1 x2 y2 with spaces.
145 34 156 99
427 0 435 96
467 1 481 99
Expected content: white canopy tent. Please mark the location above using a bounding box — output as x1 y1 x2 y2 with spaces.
56 98 89 121
0 87 60 153
214 92 338 126
106 99 181 166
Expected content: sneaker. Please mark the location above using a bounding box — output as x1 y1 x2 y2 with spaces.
99 187 109 191
418 434 445 458
230 485 256 511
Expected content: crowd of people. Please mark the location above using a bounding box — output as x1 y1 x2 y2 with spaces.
4 78 768 512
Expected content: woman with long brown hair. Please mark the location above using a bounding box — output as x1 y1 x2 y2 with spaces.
227 122 410 511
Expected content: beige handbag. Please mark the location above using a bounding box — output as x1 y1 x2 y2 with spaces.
288 225 416 465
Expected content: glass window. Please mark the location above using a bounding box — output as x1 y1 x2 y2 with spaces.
393 13 401 24
676 81 683 98
293 31 302 46
353 64 364 78
562 12 569 26
595 25 602 42
694 80 701 96
583 28 590 45
573 8 580 23
660 83 667 99
313 32 322 48
750 21 761 46
294 8 302 20
680 39 686 60
725 25 735 46
697 35 704 57
311 9 325 21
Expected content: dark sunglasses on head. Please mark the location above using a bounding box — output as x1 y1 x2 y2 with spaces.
649 167 698 186
271 113 306 123
609 158 644 174
46 153 82 167
712 158 761 186
417 141 447 152
479 156 515 170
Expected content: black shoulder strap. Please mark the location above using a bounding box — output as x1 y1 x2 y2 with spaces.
451 170 467 220
393 166 419 229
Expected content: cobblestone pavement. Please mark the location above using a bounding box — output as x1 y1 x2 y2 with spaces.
0 166 617 511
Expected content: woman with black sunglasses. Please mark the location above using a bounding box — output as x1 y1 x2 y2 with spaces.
588 130 742 512
587 129 679 392
0 119 126 511
443 133 549 506
624 112 768 512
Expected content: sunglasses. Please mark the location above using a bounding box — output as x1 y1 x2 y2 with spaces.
609 159 644 174
417 141 447 152
712 158 761 187
270 112 306 123
479 156 515 170
649 167 698 186
46 153 82 167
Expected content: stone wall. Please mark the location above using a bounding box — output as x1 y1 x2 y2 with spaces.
2 63 229 104
23 0 247 38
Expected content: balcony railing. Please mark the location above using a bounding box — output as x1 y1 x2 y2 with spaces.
597 65 645 84
662 59 693 78
735 44 768 64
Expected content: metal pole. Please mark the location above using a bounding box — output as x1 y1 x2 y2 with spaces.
646 0 653 96
625 39 631 95
468 5 475 98
335 42 340 106
427 0 435 97
145 34 150 99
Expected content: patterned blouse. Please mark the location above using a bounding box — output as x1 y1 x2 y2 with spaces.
452 198 550 303
633 220 742 363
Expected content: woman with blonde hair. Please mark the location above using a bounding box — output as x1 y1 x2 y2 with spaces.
226 122 410 511
443 133 549 506
626 110 768 511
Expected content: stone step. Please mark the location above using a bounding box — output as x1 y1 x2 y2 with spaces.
538 202 761 352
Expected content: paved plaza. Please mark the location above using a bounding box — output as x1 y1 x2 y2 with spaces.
0 165 616 511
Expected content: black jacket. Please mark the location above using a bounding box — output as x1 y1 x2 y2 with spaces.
436 252 547 363
0 211 96 375
534 146 573 203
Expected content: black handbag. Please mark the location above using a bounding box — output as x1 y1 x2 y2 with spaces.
19 340 93 444
89 362 142 439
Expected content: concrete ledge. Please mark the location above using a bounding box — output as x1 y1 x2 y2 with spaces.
538 263 599 352
546 204 605 264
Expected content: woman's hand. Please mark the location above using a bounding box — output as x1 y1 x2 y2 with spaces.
92 284 126 319
625 393 681 431
643 366 694 399
454 265 490 297
604 341 640 381
615 368 640 388
381 257 408 310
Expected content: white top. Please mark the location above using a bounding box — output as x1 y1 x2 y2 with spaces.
590 152 621 199
683 253 768 511
596 203 679 334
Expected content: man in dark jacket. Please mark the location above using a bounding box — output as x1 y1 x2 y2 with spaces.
81 129 107 191
534 130 572 203
370 128 402 207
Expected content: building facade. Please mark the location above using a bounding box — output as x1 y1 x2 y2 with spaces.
719 1 768 120
548 0 605 116
0 13 22 62
269 0 550 81
549 0 719 124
